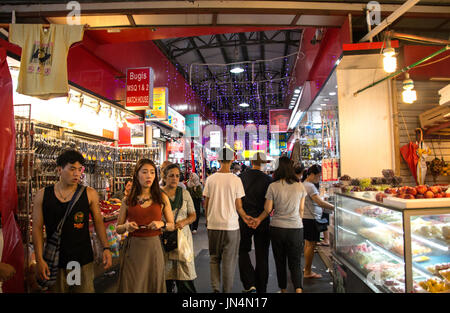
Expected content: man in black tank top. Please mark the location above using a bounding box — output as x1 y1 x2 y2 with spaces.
32 150 112 293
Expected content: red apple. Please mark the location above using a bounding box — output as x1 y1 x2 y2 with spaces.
416 185 427 195
397 194 407 199
435 193 443 198
424 191 435 198
430 186 441 194
376 192 387 202
407 187 417 196
404 194 415 200
416 194 425 199
445 193 450 198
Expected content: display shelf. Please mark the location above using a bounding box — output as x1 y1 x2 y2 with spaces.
337 224 431 279
337 205 449 252
334 193 450 293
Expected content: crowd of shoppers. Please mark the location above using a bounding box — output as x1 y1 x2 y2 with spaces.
27 146 333 294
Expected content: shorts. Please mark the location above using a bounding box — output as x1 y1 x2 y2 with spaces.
321 212 330 226
50 262 95 293
302 219 321 242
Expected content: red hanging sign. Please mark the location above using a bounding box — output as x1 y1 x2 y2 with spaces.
125 67 154 110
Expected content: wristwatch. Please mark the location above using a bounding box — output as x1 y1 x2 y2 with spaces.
162 221 167 229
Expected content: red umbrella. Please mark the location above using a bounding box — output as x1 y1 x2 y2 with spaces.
400 142 419 185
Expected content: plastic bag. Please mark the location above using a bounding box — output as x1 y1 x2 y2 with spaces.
177 229 193 263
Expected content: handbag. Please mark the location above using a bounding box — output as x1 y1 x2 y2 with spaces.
177 229 193 263
37 184 86 288
161 207 180 252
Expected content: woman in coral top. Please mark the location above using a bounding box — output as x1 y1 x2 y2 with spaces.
116 159 174 293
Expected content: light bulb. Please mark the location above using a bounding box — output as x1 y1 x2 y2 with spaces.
230 66 244 74
402 89 417 104
383 47 397 73
402 73 417 104
239 103 249 107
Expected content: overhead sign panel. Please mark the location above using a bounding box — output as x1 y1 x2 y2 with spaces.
126 67 154 110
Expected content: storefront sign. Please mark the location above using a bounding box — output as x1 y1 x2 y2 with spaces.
279 133 287 149
161 106 185 134
129 122 145 145
242 150 264 159
167 138 185 161
102 129 115 140
210 131 221 148
146 87 168 120
269 140 281 156
269 109 292 133
153 127 161 138
186 114 200 137
126 67 154 110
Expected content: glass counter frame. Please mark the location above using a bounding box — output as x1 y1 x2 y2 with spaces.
333 192 450 293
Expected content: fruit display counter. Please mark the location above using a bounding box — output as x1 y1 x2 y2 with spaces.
332 192 450 293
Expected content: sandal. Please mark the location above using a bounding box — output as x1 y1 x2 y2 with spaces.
304 272 322 279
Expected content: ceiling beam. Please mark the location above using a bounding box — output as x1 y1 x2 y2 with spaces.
127 14 136 27
434 19 450 31
215 34 232 64
1 2 448 18
172 38 299 58
290 14 301 26
360 0 420 42
153 39 190 81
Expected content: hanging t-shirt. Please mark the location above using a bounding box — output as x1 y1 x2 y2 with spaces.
203 172 245 231
9 24 84 99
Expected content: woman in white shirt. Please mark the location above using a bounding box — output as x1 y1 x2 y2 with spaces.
254 157 307 293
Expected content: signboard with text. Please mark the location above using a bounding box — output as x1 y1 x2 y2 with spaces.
145 87 168 120
269 109 291 133
210 131 221 148
161 106 185 134
186 114 201 137
126 67 154 110
130 122 145 145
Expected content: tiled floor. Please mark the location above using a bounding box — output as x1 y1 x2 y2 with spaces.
96 216 333 293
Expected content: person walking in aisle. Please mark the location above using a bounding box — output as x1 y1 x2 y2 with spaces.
110 178 132 203
116 159 174 293
186 172 203 234
294 163 305 181
238 152 273 293
253 156 307 293
203 147 254 293
160 160 186 190
32 149 112 293
302 164 334 279
161 164 197 293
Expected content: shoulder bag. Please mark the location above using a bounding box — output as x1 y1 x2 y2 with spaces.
37 184 86 288
161 188 183 252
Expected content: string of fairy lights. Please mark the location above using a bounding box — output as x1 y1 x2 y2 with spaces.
188 53 298 127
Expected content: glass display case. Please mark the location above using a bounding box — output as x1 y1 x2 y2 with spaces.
333 193 450 293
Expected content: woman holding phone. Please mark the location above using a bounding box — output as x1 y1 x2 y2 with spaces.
116 159 174 293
